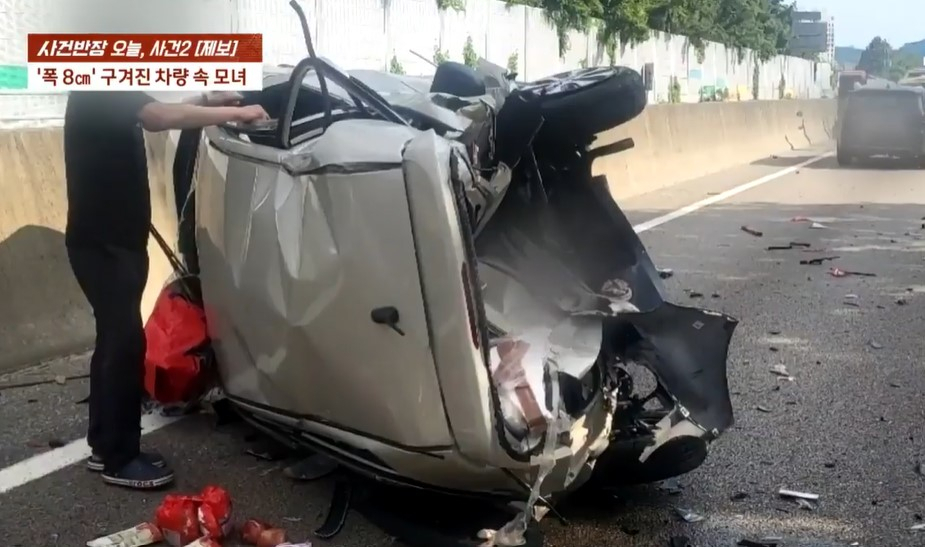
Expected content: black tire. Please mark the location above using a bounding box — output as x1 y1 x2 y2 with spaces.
430 61 486 98
586 435 708 487
518 66 647 142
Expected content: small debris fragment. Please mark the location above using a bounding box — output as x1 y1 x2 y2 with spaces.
738 539 781 547
869 340 883 350
87 523 163 547
48 438 66 448
769 346 779 352
711 293 720 298
756 405 773 413
896 297 907 305
824 462 836 469
829 267 876 277
730 492 750 501
54 375 67 385
799 256 839 265
674 507 705 523
911 523 925 531
809 222 827 229
769 365 793 380
768 330 781 335
795 498 817 511
779 489 819 501
767 242 812 250
741 226 763 237
658 478 684 495
658 268 674 279
915 460 924 476
843 294 860 307
688 291 704 299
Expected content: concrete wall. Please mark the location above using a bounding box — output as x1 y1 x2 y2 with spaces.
0 0 834 127
0 98 835 373
0 129 179 372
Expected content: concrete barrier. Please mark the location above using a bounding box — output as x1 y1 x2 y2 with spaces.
0 128 179 373
0 98 835 374
595 99 836 200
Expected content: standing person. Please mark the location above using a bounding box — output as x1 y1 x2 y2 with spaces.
64 90 268 489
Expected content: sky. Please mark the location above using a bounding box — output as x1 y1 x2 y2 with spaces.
799 0 921 48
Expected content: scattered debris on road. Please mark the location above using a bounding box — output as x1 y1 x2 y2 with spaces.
896 297 908 305
87 523 163 547
0 372 89 392
829 267 877 278
674 507 705 523
779 489 819 504
688 291 704 299
911 523 925 531
756 405 773 413
730 492 750 501
769 365 794 381
799 256 839 265
738 537 782 546
741 226 763 237
658 268 674 279
809 222 827 229
767 242 811 250
869 340 884 350
843 294 860 307
658 478 684 495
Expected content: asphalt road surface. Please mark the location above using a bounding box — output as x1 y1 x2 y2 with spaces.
3 146 925 547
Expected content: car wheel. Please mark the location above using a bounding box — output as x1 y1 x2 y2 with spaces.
586 434 709 487
518 66 647 142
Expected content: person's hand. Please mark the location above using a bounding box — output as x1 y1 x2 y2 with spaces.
204 91 243 106
233 104 270 124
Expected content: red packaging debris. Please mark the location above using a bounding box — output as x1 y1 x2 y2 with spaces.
156 495 202 546
86 522 163 547
144 278 211 404
183 538 222 547
241 520 288 547
198 485 233 539
241 519 273 544
156 486 234 545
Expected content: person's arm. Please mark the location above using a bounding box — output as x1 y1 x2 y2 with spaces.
137 103 254 132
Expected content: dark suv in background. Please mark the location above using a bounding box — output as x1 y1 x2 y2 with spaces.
837 85 925 167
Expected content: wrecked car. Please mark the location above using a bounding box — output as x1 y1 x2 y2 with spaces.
169 0 738 541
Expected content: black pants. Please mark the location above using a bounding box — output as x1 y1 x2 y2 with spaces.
67 244 149 471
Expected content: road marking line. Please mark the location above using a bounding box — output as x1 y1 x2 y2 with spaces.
632 152 833 233
0 413 180 495
0 150 831 495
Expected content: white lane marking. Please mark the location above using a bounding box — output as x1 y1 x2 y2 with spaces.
632 152 832 233
0 150 830 495
0 413 180 495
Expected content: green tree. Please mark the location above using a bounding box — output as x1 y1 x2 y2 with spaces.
389 54 405 75
857 37 892 79
507 50 519 74
433 45 450 65
462 36 478 67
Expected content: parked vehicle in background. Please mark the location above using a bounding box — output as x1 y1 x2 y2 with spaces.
837 85 925 167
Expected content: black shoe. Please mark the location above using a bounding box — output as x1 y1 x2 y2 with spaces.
87 451 166 472
101 457 175 489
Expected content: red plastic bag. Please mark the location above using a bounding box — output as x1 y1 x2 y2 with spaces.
197 485 233 539
144 278 211 404
155 495 201 546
